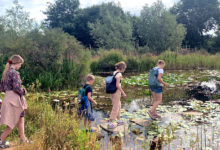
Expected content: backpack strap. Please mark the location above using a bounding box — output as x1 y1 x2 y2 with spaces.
113 72 120 77
83 85 90 91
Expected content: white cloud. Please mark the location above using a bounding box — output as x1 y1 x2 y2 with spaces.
0 0 178 22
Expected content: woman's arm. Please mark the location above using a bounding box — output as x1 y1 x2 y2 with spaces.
11 72 25 96
88 92 97 105
157 74 169 87
116 75 127 98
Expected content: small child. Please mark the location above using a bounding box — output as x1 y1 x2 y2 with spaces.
81 75 97 132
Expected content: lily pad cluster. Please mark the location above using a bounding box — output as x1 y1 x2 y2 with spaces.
122 73 193 87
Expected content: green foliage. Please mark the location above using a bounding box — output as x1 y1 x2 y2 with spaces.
14 93 99 150
44 0 80 35
90 50 125 72
122 72 193 87
137 0 186 54
0 0 35 36
159 51 220 69
45 1 134 51
171 0 220 48
0 28 91 90
88 3 134 51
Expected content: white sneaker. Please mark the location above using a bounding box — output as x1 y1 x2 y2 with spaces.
0 140 10 149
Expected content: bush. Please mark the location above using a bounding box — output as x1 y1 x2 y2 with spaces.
126 56 139 72
91 49 125 73
0 28 91 90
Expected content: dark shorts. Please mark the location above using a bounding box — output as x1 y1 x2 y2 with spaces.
20 111 25 118
150 86 162 94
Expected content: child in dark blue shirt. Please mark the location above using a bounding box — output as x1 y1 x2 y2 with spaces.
82 75 97 132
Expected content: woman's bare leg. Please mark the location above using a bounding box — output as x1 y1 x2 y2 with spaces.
0 126 12 141
17 117 26 141
151 93 162 114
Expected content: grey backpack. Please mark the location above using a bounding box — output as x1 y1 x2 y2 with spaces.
148 68 161 88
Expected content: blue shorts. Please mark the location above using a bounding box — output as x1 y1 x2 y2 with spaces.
150 86 162 94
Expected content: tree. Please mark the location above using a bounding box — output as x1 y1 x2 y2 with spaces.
171 0 220 48
88 3 134 51
44 0 80 35
0 0 35 36
137 0 186 54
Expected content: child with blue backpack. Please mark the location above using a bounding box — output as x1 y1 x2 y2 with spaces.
78 75 97 132
148 60 169 120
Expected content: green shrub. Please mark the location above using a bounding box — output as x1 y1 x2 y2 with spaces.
0 28 91 90
126 56 139 72
91 49 125 73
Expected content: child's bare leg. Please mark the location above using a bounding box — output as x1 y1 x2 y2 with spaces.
88 121 91 129
151 93 162 114
84 118 87 128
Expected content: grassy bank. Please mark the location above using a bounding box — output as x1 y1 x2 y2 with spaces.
0 92 99 150
91 50 220 73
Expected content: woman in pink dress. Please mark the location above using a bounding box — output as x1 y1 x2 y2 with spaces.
0 55 28 148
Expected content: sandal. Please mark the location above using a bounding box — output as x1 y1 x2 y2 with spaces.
148 110 157 120
20 138 32 144
117 120 125 126
154 113 162 119
107 122 117 129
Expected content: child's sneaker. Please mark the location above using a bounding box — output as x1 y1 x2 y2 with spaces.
117 120 125 126
107 122 117 129
0 140 10 149
148 110 157 120
86 129 96 133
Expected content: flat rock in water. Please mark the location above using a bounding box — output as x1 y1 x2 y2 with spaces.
100 123 128 133
181 111 203 116
130 119 152 127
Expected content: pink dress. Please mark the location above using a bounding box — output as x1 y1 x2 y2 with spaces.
0 68 27 129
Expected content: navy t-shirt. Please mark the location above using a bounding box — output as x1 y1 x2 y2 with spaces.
83 84 93 96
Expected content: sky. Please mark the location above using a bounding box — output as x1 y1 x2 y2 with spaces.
0 0 179 22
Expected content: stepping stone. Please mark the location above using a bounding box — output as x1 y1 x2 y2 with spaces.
130 119 152 127
100 123 128 133
181 110 203 116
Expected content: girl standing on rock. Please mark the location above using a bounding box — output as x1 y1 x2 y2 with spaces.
108 61 127 129
148 60 169 120
0 55 28 148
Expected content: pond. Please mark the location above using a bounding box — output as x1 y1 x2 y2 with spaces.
90 70 220 150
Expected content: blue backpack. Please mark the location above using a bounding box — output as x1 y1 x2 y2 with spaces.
106 72 119 94
148 68 161 88
77 85 90 109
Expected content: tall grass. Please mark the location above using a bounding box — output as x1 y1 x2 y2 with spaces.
91 50 220 73
159 51 220 70
7 93 99 150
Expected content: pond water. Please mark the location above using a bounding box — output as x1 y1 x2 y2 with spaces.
90 70 220 150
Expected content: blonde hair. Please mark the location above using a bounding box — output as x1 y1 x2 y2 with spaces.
1 55 24 82
157 60 165 65
115 61 127 71
86 74 95 82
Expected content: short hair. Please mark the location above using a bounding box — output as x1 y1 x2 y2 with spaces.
86 74 95 82
157 60 165 65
